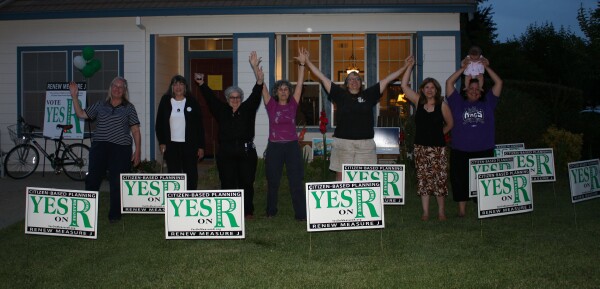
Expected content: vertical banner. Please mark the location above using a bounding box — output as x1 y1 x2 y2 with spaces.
342 164 405 205
43 82 86 139
120 174 186 214
494 143 525 157
502 149 556 182
305 181 384 232
568 159 600 203
25 187 98 239
477 169 533 219
165 190 244 239
468 157 515 197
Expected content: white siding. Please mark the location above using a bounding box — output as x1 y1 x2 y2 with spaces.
236 37 270 156
422 36 456 96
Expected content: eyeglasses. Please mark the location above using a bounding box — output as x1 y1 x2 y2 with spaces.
229 96 241 100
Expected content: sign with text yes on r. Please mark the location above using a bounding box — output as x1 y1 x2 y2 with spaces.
25 187 98 239
342 164 405 205
44 82 86 139
306 181 384 232
468 157 515 198
503 149 555 182
568 159 600 203
165 190 245 239
121 174 186 214
477 169 533 219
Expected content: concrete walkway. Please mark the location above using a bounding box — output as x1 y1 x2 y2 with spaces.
0 172 102 229
0 160 215 229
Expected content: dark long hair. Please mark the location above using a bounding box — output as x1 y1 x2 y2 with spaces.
164 75 192 99
418 77 442 105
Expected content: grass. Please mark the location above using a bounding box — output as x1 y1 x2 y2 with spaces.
1 162 599 288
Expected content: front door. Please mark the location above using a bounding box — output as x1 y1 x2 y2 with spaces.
190 58 233 158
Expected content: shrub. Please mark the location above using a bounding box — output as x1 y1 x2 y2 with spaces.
541 126 583 172
132 159 161 173
495 87 550 147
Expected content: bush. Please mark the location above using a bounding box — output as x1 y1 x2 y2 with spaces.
574 112 600 159
495 87 550 147
132 159 161 173
541 126 583 172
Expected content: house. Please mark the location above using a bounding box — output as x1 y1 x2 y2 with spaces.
0 0 476 162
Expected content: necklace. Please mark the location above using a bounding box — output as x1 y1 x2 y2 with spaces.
172 98 185 113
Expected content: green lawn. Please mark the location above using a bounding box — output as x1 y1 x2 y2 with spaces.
1 164 599 288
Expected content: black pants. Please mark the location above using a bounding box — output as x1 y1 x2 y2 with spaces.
265 141 306 220
165 141 199 190
216 143 257 216
86 141 132 221
450 148 494 202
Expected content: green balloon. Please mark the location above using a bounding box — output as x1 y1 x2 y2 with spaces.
82 47 95 61
82 65 95 78
88 59 102 72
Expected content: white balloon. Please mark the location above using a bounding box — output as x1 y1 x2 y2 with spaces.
73 56 86 70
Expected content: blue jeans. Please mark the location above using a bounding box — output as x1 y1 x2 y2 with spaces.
265 140 306 220
86 141 132 221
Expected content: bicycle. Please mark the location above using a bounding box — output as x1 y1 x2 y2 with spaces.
4 118 90 181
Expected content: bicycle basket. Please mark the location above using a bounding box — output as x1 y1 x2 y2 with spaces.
7 123 28 146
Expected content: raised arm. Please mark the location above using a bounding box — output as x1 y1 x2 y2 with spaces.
445 58 468 97
292 47 308 103
379 55 411 94
304 50 332 94
68 81 89 119
483 58 503 97
249 51 270 105
441 102 454 135
400 56 420 105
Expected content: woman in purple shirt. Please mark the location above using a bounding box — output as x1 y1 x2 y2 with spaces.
445 57 503 217
250 48 308 221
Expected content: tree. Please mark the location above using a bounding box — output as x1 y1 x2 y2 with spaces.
461 0 497 57
577 3 600 103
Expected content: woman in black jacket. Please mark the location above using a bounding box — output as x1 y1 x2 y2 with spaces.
156 75 205 190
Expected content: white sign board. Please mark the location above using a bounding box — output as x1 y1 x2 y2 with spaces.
165 190 245 239
25 187 98 239
305 181 384 232
342 164 405 205
568 159 600 203
43 82 86 139
468 157 515 197
494 143 525 157
502 149 555 182
477 169 533 219
121 174 186 214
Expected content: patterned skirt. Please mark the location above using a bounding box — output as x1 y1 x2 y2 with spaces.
414 144 448 196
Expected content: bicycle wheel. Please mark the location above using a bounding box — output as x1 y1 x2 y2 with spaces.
62 143 90 181
4 144 40 179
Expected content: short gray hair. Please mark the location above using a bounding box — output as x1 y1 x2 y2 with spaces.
224 86 244 101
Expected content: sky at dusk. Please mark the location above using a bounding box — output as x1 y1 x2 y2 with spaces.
485 0 598 42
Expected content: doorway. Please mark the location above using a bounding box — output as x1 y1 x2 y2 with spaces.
190 58 233 157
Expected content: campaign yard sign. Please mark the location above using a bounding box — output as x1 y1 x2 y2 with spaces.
43 82 86 139
165 190 244 239
468 157 515 197
121 174 186 214
568 159 600 203
502 149 555 182
494 143 525 157
342 164 405 205
305 181 384 232
25 187 98 239
477 169 533 219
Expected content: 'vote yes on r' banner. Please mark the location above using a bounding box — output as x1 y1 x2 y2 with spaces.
502 149 555 182
477 169 533 219
568 159 600 203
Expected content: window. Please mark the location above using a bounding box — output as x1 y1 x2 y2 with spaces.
331 34 365 127
377 34 412 128
20 47 122 130
287 35 320 127
189 38 233 51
